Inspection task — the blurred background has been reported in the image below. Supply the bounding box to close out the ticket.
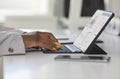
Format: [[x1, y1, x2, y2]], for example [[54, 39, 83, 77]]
[[0, 0, 120, 33]]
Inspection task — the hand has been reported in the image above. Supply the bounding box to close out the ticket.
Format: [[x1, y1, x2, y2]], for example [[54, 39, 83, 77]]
[[22, 32, 62, 51]]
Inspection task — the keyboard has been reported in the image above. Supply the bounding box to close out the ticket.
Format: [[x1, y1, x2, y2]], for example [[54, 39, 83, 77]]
[[43, 45, 82, 53]]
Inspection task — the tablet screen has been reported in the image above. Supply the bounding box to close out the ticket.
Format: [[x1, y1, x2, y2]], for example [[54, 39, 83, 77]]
[[74, 10, 114, 52]]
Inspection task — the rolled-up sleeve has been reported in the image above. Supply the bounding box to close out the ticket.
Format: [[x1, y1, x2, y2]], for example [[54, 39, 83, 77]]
[[0, 31, 25, 56]]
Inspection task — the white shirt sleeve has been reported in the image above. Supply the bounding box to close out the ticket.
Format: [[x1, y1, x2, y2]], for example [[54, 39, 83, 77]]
[[0, 31, 25, 56]]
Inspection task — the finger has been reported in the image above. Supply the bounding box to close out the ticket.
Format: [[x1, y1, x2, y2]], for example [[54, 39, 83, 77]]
[[44, 33, 61, 49], [55, 42, 62, 49], [46, 41, 62, 50], [39, 39, 58, 51], [47, 38, 58, 50], [44, 43, 57, 51], [37, 32, 60, 50]]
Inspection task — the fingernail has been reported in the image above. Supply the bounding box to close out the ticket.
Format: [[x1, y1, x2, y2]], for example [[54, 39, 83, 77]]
[[58, 42, 61, 46], [55, 42, 62, 49], [56, 45, 60, 49], [52, 48, 57, 51], [57, 43, 62, 48]]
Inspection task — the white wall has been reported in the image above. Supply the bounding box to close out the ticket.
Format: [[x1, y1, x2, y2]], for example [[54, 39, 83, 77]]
[[110, 0, 120, 17], [54, 0, 64, 17], [69, 0, 90, 29], [0, 0, 58, 30], [0, 0, 48, 14], [5, 16, 57, 30], [1, 0, 120, 31], [0, 0, 39, 9], [60, 0, 90, 32]]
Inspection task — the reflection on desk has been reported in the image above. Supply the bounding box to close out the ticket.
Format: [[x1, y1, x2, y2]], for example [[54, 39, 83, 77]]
[[2, 33, 120, 79]]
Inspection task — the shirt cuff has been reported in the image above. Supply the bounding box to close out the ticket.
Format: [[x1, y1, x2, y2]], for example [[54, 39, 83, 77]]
[[0, 32, 26, 55], [8, 33, 26, 55]]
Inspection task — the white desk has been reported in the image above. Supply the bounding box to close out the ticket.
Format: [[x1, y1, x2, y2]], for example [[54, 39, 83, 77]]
[[0, 57, 3, 79], [2, 33, 120, 79]]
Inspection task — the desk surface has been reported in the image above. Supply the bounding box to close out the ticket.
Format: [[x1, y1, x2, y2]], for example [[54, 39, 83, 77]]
[[0, 57, 3, 79], [3, 33, 120, 79]]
